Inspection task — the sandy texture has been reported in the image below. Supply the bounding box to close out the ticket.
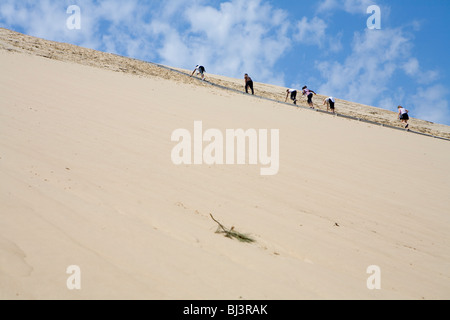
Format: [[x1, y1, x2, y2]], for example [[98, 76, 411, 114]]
[[1, 28, 450, 300]]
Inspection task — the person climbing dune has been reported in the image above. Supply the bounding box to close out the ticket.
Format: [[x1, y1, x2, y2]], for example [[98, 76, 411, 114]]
[[323, 97, 336, 114], [302, 86, 317, 109], [398, 106, 410, 129], [285, 89, 298, 105], [244, 74, 254, 95], [190, 65, 206, 81]]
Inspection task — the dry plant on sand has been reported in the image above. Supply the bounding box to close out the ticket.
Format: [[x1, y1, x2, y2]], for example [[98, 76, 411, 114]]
[[210, 214, 255, 244]]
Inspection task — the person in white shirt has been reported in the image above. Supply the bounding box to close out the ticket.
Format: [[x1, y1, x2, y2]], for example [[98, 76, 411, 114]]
[[323, 97, 336, 114], [398, 106, 410, 128], [190, 65, 206, 81], [285, 89, 298, 105]]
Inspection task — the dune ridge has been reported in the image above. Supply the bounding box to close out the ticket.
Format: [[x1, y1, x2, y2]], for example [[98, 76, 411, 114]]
[[1, 28, 449, 140]]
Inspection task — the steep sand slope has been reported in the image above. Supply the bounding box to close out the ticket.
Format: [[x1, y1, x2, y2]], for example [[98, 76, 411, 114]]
[[1, 28, 449, 140], [0, 33, 450, 300]]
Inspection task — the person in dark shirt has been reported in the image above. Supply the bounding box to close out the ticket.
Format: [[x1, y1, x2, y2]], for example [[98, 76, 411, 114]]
[[244, 74, 254, 95]]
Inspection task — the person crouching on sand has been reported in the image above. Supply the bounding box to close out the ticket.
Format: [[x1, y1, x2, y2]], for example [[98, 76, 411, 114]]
[[324, 97, 336, 114], [190, 65, 206, 81], [398, 106, 410, 129], [285, 89, 298, 105]]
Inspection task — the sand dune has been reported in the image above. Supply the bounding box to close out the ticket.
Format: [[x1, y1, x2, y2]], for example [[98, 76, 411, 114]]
[[1, 28, 450, 300], [1, 28, 449, 140]]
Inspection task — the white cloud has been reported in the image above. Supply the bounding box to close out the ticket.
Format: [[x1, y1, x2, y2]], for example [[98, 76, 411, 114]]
[[419, 70, 439, 84], [402, 58, 419, 76], [149, 0, 291, 85], [317, 0, 338, 13], [314, 24, 449, 124], [411, 85, 449, 125], [317, 0, 375, 14], [0, 0, 104, 49], [0, 0, 293, 85], [97, 1, 140, 25], [316, 28, 413, 103], [401, 58, 439, 84], [328, 31, 343, 53], [294, 17, 327, 47], [343, 0, 374, 14], [150, 23, 191, 67]]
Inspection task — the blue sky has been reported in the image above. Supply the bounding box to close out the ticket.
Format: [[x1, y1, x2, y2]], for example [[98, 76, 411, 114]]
[[1, 0, 449, 125]]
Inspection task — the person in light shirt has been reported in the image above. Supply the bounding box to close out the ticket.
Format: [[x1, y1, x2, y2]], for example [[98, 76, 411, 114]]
[[323, 97, 336, 114], [190, 65, 206, 81], [302, 86, 317, 109], [285, 89, 298, 105], [398, 106, 410, 129]]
